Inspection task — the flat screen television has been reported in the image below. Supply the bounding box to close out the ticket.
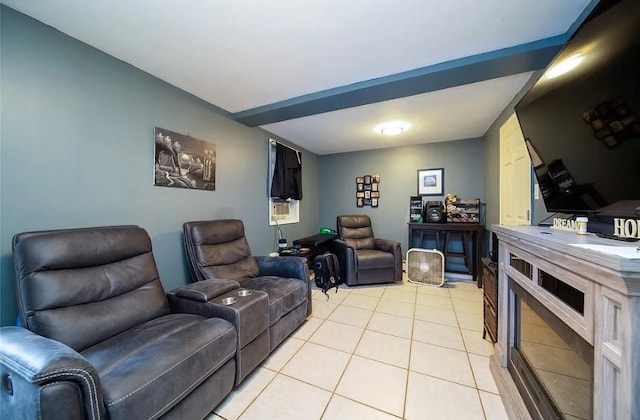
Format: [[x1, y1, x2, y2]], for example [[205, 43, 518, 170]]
[[515, 0, 640, 220]]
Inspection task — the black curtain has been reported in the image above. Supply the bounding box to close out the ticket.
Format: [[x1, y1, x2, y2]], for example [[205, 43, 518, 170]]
[[270, 143, 302, 200]]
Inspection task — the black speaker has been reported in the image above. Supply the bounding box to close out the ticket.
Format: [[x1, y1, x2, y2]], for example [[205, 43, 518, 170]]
[[424, 201, 444, 223]]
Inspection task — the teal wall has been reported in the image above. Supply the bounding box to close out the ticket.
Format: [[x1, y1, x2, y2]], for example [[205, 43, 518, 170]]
[[318, 138, 484, 253], [0, 7, 320, 326]]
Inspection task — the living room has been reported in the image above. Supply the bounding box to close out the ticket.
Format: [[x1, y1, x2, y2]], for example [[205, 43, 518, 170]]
[[0, 1, 568, 326], [4, 1, 639, 419]]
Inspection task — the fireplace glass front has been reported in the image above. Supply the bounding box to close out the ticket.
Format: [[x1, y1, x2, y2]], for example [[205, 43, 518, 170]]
[[509, 280, 593, 419]]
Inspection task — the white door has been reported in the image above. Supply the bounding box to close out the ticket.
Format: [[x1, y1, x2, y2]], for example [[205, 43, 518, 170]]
[[500, 114, 531, 225]]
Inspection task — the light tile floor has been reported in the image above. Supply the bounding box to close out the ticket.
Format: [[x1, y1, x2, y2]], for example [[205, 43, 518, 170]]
[[208, 277, 509, 420]]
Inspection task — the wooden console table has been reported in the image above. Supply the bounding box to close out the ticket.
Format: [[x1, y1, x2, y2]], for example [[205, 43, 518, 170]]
[[408, 223, 484, 287]]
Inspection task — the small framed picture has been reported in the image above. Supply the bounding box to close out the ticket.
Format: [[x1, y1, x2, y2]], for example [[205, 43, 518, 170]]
[[356, 177, 364, 184], [357, 183, 364, 191], [364, 175, 371, 184], [417, 168, 444, 196], [357, 198, 364, 207], [371, 191, 380, 198], [372, 174, 380, 183], [356, 191, 365, 198], [364, 184, 372, 191], [371, 182, 378, 192], [364, 198, 372, 206], [590, 119, 605, 130], [364, 190, 371, 199], [371, 198, 379, 207]]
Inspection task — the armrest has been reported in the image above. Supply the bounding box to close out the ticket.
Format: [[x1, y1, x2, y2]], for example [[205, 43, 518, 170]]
[[255, 256, 309, 281], [0, 327, 104, 420], [170, 278, 240, 303], [375, 238, 401, 255], [375, 238, 403, 281], [333, 239, 358, 284], [167, 278, 241, 317], [255, 256, 312, 316]]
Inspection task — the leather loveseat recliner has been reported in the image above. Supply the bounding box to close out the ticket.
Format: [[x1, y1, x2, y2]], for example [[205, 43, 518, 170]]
[[0, 226, 238, 420], [182, 219, 311, 352], [335, 215, 402, 286]]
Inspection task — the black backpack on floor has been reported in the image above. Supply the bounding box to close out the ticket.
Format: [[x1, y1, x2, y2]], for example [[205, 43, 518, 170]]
[[314, 252, 341, 297]]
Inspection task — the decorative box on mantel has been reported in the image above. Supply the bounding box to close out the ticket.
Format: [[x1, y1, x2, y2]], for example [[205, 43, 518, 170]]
[[490, 225, 640, 420], [446, 198, 480, 223]]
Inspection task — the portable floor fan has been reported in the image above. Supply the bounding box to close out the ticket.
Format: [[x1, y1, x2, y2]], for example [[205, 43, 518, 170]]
[[406, 248, 446, 287]]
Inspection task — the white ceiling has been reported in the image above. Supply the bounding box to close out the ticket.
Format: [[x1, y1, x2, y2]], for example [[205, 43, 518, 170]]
[[1, 0, 593, 155]]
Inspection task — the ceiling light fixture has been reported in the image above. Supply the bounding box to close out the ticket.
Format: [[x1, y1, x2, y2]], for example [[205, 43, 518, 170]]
[[545, 53, 584, 79], [374, 121, 410, 136]]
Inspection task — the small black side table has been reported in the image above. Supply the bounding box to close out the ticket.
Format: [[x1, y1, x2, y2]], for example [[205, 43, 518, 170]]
[[291, 233, 337, 267]]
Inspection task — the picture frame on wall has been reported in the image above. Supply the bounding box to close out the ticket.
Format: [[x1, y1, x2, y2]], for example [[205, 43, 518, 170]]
[[154, 127, 216, 191], [355, 173, 382, 208], [417, 168, 444, 196]]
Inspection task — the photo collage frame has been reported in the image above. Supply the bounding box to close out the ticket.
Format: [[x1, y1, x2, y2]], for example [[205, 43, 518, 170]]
[[356, 174, 380, 207]]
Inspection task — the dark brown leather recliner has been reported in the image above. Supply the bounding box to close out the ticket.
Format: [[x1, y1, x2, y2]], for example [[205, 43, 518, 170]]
[[183, 219, 311, 351], [335, 215, 402, 286], [0, 226, 238, 420]]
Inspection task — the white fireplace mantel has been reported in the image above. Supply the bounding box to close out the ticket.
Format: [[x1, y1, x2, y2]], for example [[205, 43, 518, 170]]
[[491, 225, 640, 419]]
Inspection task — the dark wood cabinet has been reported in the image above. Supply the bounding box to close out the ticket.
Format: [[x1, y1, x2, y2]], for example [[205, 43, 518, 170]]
[[482, 257, 498, 343]]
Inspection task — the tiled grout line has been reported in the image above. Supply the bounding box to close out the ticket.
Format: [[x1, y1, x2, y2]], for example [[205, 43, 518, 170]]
[[290, 285, 381, 419], [220, 279, 497, 419], [401, 278, 419, 419], [316, 284, 414, 416], [219, 302, 332, 419], [448, 280, 493, 420], [451, 285, 490, 420], [317, 296, 373, 419], [316, 282, 410, 418]]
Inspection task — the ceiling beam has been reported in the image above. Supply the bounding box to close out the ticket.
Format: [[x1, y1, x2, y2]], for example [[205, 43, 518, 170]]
[[232, 36, 566, 127]]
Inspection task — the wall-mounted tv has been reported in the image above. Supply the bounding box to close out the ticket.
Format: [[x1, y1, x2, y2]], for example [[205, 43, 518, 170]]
[[515, 0, 640, 218]]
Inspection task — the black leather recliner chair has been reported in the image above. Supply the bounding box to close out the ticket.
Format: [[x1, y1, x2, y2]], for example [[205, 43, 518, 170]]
[[0, 226, 238, 420], [183, 219, 311, 351], [335, 215, 402, 286]]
